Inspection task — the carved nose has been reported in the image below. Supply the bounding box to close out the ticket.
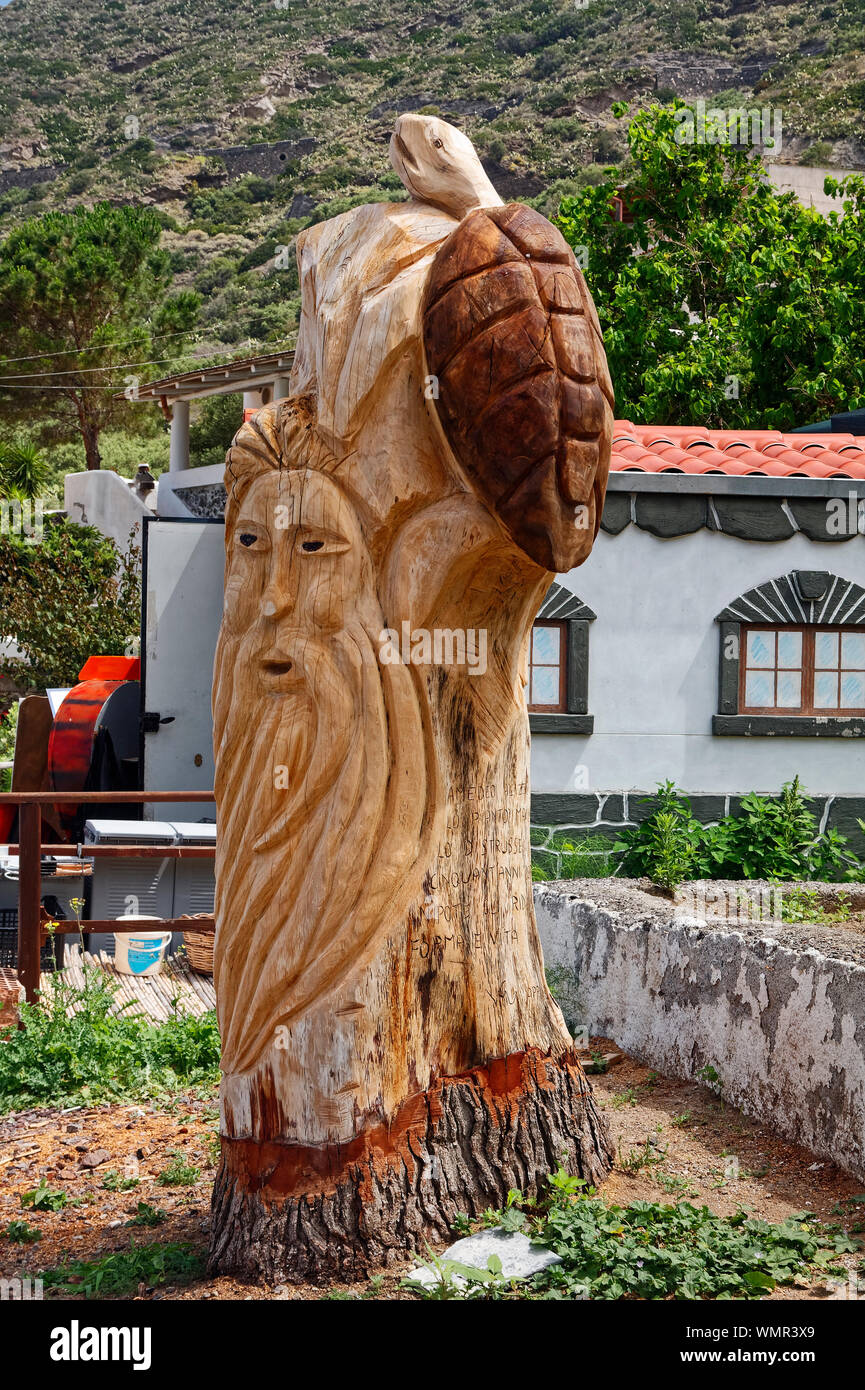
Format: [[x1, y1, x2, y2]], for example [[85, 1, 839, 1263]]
[[262, 581, 295, 619]]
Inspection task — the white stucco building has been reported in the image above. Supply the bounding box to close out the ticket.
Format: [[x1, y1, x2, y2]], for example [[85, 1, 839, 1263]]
[[529, 422, 865, 851]]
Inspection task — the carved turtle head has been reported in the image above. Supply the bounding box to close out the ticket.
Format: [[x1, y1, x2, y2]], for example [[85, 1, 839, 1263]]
[[389, 114, 503, 220]]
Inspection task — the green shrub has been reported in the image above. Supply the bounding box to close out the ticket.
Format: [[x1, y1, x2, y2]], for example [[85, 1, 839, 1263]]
[[702, 779, 848, 881], [801, 141, 833, 166], [616, 778, 855, 889], [0, 440, 54, 499], [531, 1189, 853, 1300], [42, 1239, 202, 1298], [614, 781, 702, 890], [0, 967, 220, 1113], [406, 1169, 855, 1300]]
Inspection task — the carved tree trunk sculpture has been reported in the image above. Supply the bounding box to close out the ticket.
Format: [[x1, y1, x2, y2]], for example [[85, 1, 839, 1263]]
[[209, 116, 615, 1283]]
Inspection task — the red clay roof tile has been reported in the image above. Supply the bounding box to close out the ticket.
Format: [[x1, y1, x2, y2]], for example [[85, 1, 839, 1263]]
[[611, 423, 865, 479]]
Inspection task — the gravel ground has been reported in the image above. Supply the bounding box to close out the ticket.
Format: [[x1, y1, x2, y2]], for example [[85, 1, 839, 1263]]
[[2, 1048, 862, 1302]]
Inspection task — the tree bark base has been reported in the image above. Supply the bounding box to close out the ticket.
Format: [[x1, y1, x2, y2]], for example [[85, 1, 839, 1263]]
[[209, 1048, 612, 1284]]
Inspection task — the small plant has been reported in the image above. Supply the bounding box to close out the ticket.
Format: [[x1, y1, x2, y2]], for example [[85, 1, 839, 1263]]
[[401, 1242, 506, 1300], [3, 1219, 41, 1243], [156, 1153, 200, 1187], [655, 1172, 696, 1197], [609, 1087, 639, 1110], [125, 1201, 167, 1228], [671, 1110, 693, 1128], [545, 1165, 593, 1205], [585, 1048, 609, 1074], [102, 1170, 140, 1192], [618, 1139, 667, 1174], [697, 1063, 723, 1098], [450, 1213, 473, 1237], [781, 886, 853, 926], [20, 1179, 66, 1212]]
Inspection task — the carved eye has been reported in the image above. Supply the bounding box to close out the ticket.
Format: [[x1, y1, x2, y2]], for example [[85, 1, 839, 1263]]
[[297, 532, 349, 555], [236, 527, 269, 553], [433, 138, 443, 149]]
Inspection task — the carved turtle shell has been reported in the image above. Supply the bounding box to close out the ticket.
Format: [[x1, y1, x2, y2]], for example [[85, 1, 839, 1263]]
[[422, 202, 614, 572]]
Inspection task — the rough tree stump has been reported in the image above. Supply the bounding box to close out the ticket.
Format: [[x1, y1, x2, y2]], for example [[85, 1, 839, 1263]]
[[209, 115, 615, 1283]]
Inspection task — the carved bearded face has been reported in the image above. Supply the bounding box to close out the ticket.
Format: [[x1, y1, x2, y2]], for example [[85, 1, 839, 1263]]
[[212, 467, 430, 1075], [222, 469, 366, 663]]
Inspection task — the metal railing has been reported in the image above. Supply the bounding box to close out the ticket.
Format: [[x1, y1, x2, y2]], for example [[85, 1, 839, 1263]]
[[0, 790, 215, 1004]]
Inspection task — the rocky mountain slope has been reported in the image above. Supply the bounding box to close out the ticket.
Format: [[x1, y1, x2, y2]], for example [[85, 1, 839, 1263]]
[[1, 0, 863, 357]]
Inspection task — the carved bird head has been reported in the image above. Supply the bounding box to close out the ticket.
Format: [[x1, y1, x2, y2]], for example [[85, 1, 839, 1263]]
[[389, 114, 503, 220]]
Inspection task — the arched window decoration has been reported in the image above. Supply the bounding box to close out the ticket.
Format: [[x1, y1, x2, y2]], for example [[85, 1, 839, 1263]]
[[714, 571, 865, 737], [529, 583, 595, 734]]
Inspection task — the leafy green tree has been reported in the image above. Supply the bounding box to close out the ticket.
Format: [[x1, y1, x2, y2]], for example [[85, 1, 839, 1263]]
[[0, 204, 199, 469], [188, 392, 244, 468], [0, 519, 140, 689], [557, 103, 865, 428]]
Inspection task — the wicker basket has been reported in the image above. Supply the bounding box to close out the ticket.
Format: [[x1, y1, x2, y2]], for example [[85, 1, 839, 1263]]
[[181, 915, 214, 975]]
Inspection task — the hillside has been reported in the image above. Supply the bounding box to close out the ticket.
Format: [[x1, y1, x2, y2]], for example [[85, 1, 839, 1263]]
[[1, 0, 864, 360]]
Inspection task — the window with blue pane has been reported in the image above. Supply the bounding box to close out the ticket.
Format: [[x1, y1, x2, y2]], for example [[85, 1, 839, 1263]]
[[528, 621, 566, 712], [741, 625, 865, 716]]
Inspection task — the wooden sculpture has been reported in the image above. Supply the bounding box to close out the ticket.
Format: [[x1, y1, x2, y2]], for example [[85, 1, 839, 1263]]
[[209, 114, 615, 1283]]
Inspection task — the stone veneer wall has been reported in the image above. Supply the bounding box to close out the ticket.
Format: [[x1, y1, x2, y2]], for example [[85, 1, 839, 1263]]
[[530, 791, 865, 876]]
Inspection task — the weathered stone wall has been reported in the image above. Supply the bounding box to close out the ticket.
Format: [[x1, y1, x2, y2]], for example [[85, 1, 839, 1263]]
[[535, 879, 865, 1179]]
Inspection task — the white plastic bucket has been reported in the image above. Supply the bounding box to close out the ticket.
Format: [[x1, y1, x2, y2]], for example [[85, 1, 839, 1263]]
[[113, 916, 171, 976]]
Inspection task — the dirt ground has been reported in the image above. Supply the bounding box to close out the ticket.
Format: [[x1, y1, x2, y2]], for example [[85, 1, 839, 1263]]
[[1, 1044, 863, 1301]]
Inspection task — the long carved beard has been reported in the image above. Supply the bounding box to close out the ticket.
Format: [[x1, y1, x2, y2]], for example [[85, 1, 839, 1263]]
[[212, 619, 433, 1075]]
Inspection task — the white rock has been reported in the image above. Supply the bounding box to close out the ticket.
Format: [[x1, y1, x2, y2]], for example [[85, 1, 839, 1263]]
[[408, 1227, 562, 1287]]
